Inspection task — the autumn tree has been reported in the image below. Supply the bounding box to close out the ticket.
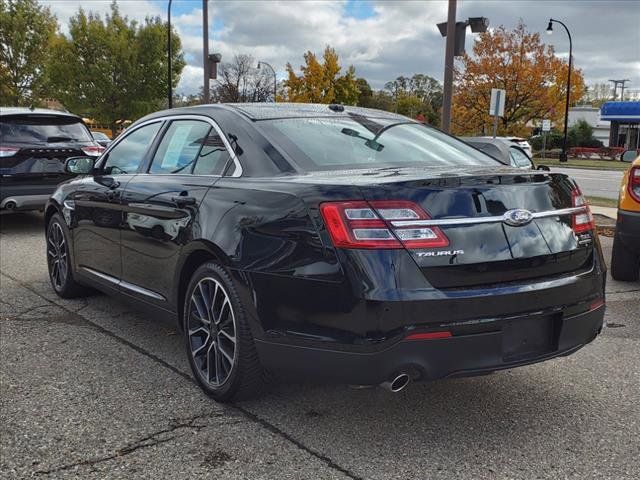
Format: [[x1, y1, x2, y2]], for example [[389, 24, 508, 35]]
[[47, 3, 184, 134], [284, 46, 359, 105], [452, 21, 585, 136], [384, 74, 442, 124], [0, 0, 58, 105]]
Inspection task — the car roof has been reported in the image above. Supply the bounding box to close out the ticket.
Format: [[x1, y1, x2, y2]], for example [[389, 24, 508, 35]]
[[0, 106, 80, 119], [146, 103, 410, 123], [462, 137, 513, 163]]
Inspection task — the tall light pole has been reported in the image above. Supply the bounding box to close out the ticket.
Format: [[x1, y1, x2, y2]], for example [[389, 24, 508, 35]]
[[167, 0, 173, 108], [440, 0, 457, 133], [257, 61, 277, 102], [547, 18, 572, 163], [202, 0, 210, 103]]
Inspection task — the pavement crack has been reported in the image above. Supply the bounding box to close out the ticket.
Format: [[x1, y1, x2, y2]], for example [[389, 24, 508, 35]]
[[3, 271, 365, 480]]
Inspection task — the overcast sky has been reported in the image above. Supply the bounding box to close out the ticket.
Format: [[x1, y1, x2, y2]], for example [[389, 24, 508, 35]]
[[41, 0, 640, 96]]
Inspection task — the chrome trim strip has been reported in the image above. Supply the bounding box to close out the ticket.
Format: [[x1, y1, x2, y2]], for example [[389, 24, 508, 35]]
[[81, 267, 119, 285], [97, 114, 243, 178], [390, 206, 587, 227], [120, 280, 166, 301], [80, 267, 166, 301]]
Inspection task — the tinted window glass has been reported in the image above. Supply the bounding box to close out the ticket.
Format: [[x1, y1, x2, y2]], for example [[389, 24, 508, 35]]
[[192, 131, 232, 175], [509, 147, 532, 168], [103, 122, 162, 175], [1, 115, 93, 144], [262, 117, 500, 172], [150, 120, 212, 174]]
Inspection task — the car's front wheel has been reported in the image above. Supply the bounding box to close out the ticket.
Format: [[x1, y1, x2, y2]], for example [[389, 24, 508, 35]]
[[611, 233, 640, 281], [46, 213, 90, 298], [183, 262, 265, 401]]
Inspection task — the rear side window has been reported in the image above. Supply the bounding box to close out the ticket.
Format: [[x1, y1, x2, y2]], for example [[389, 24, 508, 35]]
[[509, 148, 533, 168], [149, 120, 212, 174], [261, 117, 500, 172], [192, 131, 232, 176], [0, 115, 93, 144]]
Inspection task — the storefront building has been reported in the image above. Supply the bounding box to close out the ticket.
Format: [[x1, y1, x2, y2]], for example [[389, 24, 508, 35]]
[[601, 101, 640, 150]]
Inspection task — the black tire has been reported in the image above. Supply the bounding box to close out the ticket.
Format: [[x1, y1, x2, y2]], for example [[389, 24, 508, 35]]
[[611, 233, 640, 281], [183, 262, 266, 402], [46, 213, 91, 298]]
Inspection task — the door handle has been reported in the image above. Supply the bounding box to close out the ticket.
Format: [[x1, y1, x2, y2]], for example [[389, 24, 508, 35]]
[[171, 196, 197, 208]]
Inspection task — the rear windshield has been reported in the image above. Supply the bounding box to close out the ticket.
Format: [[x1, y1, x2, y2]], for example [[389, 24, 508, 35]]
[[0, 115, 93, 144], [260, 116, 500, 172]]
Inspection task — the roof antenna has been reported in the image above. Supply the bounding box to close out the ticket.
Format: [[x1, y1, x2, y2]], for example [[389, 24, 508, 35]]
[[328, 104, 344, 112]]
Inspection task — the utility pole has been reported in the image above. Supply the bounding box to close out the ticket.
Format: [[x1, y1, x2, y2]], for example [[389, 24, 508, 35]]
[[441, 0, 456, 133], [609, 79, 630, 101], [167, 0, 173, 108], [202, 0, 210, 104]]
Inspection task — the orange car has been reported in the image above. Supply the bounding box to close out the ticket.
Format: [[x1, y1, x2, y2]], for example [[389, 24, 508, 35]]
[[611, 150, 640, 281]]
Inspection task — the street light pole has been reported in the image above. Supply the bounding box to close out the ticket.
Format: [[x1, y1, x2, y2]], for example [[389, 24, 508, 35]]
[[547, 18, 572, 163], [202, 0, 210, 104], [257, 61, 277, 102], [440, 0, 457, 133], [167, 0, 173, 108]]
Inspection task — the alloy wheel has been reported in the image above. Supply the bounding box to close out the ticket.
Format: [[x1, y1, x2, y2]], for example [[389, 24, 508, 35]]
[[47, 222, 68, 290], [187, 277, 238, 387]]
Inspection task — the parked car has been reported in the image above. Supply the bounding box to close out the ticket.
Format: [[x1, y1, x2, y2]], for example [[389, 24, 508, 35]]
[[1, 107, 104, 211], [44, 104, 606, 401], [91, 131, 112, 148], [611, 149, 640, 281], [463, 136, 549, 171]]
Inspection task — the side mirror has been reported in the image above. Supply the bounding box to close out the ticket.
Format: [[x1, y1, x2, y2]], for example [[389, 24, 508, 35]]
[[65, 156, 96, 174], [621, 150, 638, 163], [536, 165, 551, 171]]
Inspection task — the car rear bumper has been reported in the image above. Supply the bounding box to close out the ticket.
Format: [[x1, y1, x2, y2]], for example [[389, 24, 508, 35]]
[[616, 209, 640, 254], [254, 305, 605, 385]]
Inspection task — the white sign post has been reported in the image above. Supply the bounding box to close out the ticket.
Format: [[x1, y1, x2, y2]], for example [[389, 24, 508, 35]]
[[489, 88, 506, 138], [541, 119, 551, 160]]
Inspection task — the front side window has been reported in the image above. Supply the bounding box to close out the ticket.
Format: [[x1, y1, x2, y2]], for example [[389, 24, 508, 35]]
[[261, 117, 500, 172], [103, 122, 162, 175], [149, 120, 212, 174]]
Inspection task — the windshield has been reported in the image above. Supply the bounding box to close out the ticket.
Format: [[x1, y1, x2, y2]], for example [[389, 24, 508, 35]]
[[0, 115, 93, 144], [261, 116, 500, 172]]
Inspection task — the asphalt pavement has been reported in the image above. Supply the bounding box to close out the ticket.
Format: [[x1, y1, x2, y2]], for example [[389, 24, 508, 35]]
[[1, 212, 639, 480], [550, 167, 624, 200]]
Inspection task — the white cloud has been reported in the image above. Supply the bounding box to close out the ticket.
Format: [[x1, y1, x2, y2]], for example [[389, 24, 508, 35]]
[[40, 0, 640, 95]]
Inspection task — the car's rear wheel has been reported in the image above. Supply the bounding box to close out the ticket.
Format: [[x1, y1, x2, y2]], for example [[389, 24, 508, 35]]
[[184, 262, 265, 401], [611, 233, 640, 281], [46, 213, 90, 298]]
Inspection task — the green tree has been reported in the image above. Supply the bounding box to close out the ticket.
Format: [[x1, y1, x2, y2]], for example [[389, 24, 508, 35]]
[[47, 3, 184, 134], [568, 119, 602, 148], [0, 0, 58, 105], [284, 46, 359, 104]]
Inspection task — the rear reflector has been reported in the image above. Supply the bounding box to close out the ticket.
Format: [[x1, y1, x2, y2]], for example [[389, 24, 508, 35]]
[[81, 145, 105, 157], [0, 146, 19, 158], [404, 331, 452, 341], [320, 200, 449, 249], [571, 188, 595, 234], [589, 298, 605, 311], [628, 167, 640, 203]]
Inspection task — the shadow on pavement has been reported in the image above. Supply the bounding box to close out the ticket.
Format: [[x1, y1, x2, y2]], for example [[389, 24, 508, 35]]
[[0, 211, 45, 236]]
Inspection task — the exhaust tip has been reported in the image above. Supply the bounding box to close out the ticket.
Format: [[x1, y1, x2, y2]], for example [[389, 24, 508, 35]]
[[381, 373, 411, 393]]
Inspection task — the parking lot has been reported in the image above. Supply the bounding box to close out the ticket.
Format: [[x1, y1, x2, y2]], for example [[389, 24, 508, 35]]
[[1, 212, 638, 480]]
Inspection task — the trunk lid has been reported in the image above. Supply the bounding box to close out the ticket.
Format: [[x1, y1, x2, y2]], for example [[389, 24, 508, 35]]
[[310, 166, 594, 289]]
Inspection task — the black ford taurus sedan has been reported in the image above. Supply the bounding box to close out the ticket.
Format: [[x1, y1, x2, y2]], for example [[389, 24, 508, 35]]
[[44, 103, 606, 401]]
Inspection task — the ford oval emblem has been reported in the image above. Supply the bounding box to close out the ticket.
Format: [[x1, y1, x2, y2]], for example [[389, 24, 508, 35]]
[[503, 208, 533, 227]]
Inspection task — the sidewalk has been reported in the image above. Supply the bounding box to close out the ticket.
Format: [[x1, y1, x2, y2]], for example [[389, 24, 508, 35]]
[[590, 205, 617, 220]]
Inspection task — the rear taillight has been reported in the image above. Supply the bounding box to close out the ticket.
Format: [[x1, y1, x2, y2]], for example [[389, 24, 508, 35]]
[[571, 188, 595, 234], [628, 167, 640, 203], [319, 200, 449, 249], [81, 145, 105, 157], [0, 146, 19, 158]]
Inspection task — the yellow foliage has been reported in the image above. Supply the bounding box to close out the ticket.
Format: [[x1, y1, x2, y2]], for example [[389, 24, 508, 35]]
[[452, 22, 585, 137]]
